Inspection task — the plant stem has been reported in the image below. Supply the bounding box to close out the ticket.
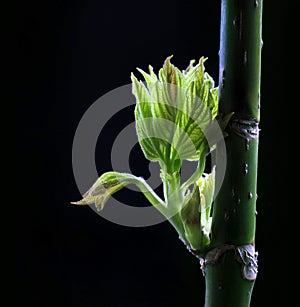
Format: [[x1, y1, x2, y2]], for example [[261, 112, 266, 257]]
[[181, 149, 207, 192], [204, 1, 263, 306]]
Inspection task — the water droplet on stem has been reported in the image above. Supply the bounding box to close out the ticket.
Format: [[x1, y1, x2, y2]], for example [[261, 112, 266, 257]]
[[243, 50, 248, 65], [233, 17, 238, 27], [244, 163, 249, 174], [245, 139, 250, 150]]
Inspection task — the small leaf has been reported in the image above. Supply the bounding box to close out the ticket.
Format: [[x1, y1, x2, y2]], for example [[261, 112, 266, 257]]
[[72, 172, 131, 210], [197, 167, 215, 237], [181, 186, 202, 250], [72, 172, 166, 212]]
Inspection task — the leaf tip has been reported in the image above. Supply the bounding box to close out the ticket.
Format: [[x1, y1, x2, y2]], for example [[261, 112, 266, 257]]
[[163, 55, 174, 67], [131, 72, 137, 81], [71, 199, 87, 206]]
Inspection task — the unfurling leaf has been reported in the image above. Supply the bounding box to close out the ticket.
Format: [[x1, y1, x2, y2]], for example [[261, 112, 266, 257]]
[[197, 167, 215, 239], [131, 56, 219, 174], [72, 172, 166, 213], [181, 186, 202, 250], [72, 172, 133, 210], [179, 168, 215, 253]]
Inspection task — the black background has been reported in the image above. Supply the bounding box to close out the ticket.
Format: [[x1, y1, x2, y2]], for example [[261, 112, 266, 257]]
[[17, 0, 293, 306]]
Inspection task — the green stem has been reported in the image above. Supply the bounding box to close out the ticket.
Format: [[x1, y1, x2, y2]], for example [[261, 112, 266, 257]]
[[169, 211, 187, 242], [134, 177, 167, 213], [205, 1, 263, 306], [181, 149, 207, 192], [205, 249, 254, 306]]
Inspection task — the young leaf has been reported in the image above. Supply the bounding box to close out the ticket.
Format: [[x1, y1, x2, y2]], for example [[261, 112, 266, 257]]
[[180, 186, 202, 251], [72, 172, 166, 213], [131, 56, 219, 175], [197, 167, 215, 239]]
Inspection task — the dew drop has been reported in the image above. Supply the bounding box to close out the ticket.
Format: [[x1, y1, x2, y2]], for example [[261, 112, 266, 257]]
[[256, 193, 258, 200], [233, 17, 238, 27], [254, 0, 259, 8], [244, 163, 249, 174], [248, 192, 253, 199], [245, 139, 250, 151], [231, 186, 235, 197], [237, 198, 241, 205], [255, 210, 258, 216], [224, 211, 230, 221], [243, 50, 248, 65], [261, 39, 264, 48]]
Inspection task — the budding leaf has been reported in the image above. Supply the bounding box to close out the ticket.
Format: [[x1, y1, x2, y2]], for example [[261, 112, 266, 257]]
[[197, 167, 215, 240], [131, 56, 219, 173], [72, 172, 132, 210], [72, 172, 166, 212], [179, 167, 215, 254], [181, 187, 202, 251], [73, 56, 222, 258]]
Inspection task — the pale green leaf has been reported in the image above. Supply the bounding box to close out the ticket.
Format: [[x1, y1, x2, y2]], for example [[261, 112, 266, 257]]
[[131, 56, 219, 173], [197, 167, 215, 236], [180, 186, 202, 251], [72, 172, 166, 213]]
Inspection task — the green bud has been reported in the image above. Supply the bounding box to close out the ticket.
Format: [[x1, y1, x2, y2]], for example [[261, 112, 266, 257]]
[[181, 186, 202, 251], [71, 172, 166, 213], [71, 172, 133, 211], [131, 56, 219, 174], [179, 167, 215, 255], [197, 167, 216, 244]]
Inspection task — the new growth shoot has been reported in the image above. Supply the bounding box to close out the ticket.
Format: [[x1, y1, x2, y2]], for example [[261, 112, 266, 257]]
[[72, 56, 231, 257]]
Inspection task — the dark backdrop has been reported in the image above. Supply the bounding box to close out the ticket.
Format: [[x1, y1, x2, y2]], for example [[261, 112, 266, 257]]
[[17, 1, 293, 306]]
